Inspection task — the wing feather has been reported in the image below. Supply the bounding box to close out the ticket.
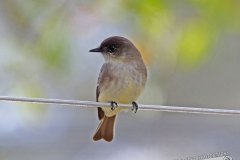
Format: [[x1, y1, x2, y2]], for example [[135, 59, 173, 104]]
[[96, 63, 110, 120]]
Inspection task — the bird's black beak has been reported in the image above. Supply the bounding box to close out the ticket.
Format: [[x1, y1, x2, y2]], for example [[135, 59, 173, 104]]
[[89, 47, 102, 52]]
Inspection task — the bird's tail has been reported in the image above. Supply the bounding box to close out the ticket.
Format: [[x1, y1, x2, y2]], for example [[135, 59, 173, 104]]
[[93, 115, 116, 142]]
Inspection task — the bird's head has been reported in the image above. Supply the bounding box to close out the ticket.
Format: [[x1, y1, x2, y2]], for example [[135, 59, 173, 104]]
[[89, 36, 141, 62]]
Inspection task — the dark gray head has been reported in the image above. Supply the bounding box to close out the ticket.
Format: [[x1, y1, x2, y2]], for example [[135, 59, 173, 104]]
[[89, 36, 141, 62]]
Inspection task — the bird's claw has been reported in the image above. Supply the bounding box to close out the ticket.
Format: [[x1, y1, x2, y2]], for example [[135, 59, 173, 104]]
[[110, 101, 118, 110], [132, 101, 138, 113]]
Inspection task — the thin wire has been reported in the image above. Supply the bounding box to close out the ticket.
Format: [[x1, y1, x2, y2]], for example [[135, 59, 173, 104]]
[[0, 96, 240, 116]]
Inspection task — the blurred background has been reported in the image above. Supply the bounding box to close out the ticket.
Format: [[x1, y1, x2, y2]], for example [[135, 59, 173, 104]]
[[0, 0, 240, 159]]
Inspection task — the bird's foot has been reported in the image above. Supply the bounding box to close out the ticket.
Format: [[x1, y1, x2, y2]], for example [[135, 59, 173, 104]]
[[132, 101, 138, 113], [109, 101, 118, 111]]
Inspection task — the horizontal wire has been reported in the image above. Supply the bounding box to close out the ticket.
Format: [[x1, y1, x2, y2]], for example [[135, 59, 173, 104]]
[[0, 96, 240, 116]]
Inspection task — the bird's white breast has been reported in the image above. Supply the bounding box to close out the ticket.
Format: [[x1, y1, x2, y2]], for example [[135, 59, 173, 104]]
[[98, 62, 146, 117]]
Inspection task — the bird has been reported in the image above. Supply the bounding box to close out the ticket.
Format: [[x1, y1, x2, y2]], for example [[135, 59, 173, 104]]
[[89, 36, 147, 142]]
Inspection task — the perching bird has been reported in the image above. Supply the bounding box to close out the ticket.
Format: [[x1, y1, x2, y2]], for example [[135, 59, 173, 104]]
[[89, 36, 147, 142]]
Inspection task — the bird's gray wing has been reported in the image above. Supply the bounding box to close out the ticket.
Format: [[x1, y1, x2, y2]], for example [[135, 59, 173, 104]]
[[96, 63, 110, 120], [96, 85, 104, 120]]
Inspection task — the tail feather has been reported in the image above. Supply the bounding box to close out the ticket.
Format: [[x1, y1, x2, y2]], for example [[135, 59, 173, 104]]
[[93, 115, 116, 142]]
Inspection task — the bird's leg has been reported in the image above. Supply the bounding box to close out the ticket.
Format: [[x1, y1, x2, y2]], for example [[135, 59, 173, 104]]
[[109, 101, 118, 111], [132, 101, 138, 113]]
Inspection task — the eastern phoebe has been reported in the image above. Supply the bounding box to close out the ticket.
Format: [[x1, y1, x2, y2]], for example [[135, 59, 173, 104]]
[[89, 36, 147, 142]]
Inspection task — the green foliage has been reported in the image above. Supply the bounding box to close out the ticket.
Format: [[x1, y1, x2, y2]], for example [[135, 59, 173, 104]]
[[31, 12, 70, 70], [2, 0, 70, 70], [122, 0, 240, 69], [177, 22, 216, 68]]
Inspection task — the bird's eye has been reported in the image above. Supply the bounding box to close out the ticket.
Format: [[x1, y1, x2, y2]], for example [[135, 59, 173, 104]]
[[108, 45, 116, 53]]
